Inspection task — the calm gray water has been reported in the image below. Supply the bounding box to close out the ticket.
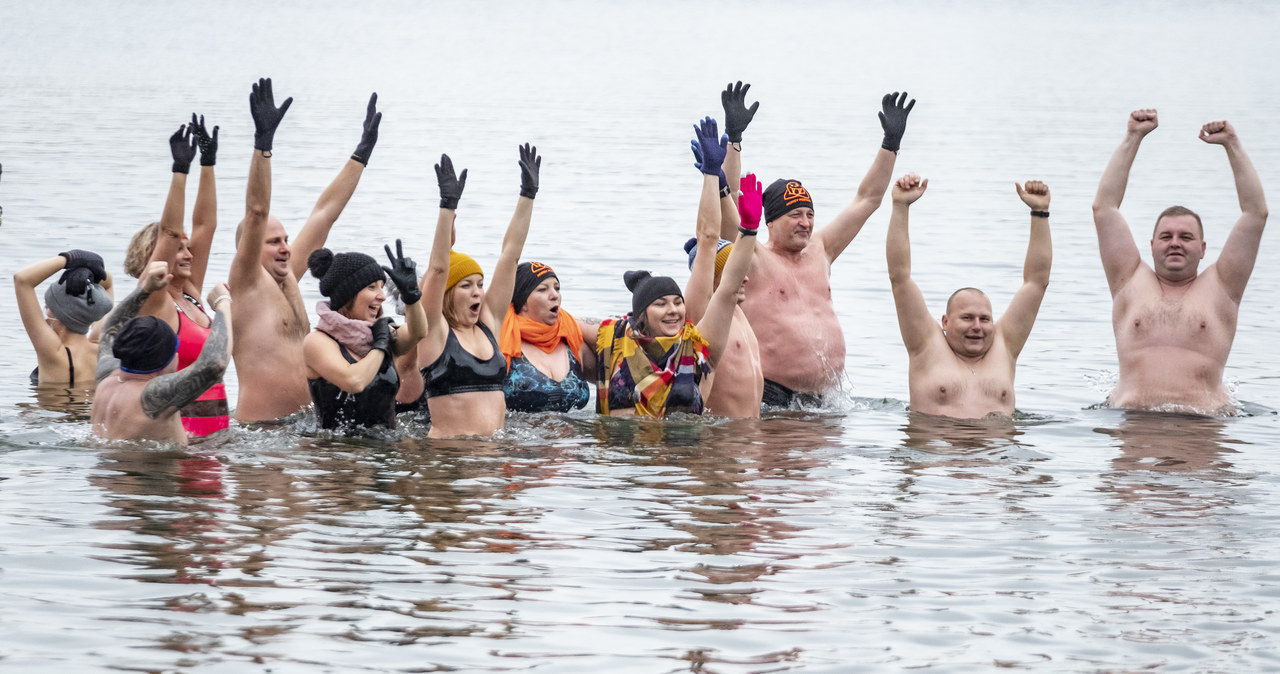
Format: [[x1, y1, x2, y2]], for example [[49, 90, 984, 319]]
[[2, 1, 1280, 671]]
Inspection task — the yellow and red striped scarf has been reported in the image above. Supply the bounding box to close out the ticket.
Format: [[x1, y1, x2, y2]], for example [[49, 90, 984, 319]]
[[596, 317, 709, 417]]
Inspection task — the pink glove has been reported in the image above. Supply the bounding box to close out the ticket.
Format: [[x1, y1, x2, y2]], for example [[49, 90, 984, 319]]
[[738, 174, 763, 233]]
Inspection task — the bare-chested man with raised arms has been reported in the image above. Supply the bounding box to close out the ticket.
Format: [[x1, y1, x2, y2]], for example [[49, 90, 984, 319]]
[[728, 88, 915, 408], [887, 174, 1052, 418], [229, 78, 382, 422], [1092, 109, 1267, 414]]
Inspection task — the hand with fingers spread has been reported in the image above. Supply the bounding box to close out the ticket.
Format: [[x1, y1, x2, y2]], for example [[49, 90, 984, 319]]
[[191, 113, 219, 167], [435, 154, 468, 210], [169, 124, 198, 174], [878, 91, 916, 153], [351, 93, 381, 165], [1015, 180, 1050, 212], [721, 81, 760, 144], [691, 116, 728, 178], [249, 77, 293, 152], [382, 239, 421, 305], [518, 143, 540, 199], [738, 173, 763, 234]]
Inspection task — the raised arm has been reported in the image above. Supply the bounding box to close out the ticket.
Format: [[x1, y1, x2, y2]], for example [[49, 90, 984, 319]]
[[816, 92, 914, 262], [230, 78, 292, 290], [289, 93, 380, 280], [1201, 120, 1268, 302], [685, 117, 727, 323], [144, 124, 197, 314], [188, 114, 219, 292], [1000, 181, 1053, 358], [719, 81, 758, 236], [418, 154, 468, 359], [382, 239, 426, 357], [15, 256, 72, 357], [97, 261, 172, 383], [885, 174, 935, 357], [1091, 109, 1155, 295], [140, 284, 232, 419], [484, 144, 540, 333], [697, 174, 760, 365]]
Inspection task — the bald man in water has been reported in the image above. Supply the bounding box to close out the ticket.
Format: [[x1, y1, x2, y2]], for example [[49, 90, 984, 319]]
[[229, 78, 381, 422], [1092, 109, 1267, 414], [887, 174, 1052, 418]]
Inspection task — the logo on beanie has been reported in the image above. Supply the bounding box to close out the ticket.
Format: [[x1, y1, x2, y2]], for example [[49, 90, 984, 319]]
[[529, 261, 554, 278], [783, 181, 811, 206]]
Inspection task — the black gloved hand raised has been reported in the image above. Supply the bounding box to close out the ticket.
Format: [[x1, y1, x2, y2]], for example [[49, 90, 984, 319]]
[[518, 143, 540, 199], [170, 124, 198, 174], [435, 154, 467, 210], [878, 91, 916, 153], [381, 238, 422, 305], [249, 77, 293, 153], [191, 113, 219, 167], [721, 81, 759, 144], [351, 93, 381, 166]]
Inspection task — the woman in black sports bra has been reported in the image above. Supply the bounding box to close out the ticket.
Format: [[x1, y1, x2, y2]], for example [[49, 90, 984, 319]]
[[303, 241, 425, 431], [16, 251, 114, 388], [415, 145, 540, 438]]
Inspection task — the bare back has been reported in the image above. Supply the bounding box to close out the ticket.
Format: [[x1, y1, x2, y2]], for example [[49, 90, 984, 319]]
[[1110, 264, 1236, 413], [231, 266, 312, 422], [739, 244, 844, 393], [91, 375, 188, 443]]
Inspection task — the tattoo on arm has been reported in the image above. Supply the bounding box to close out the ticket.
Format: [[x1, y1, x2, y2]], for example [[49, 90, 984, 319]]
[[95, 285, 153, 383], [140, 311, 230, 418]]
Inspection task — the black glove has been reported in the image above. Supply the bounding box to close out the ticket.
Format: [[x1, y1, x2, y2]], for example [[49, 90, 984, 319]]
[[369, 315, 395, 369], [351, 93, 381, 166], [721, 81, 759, 144], [381, 238, 421, 305], [518, 143, 540, 199], [169, 124, 198, 174], [249, 77, 293, 153], [435, 153, 467, 210], [191, 113, 219, 167], [878, 91, 916, 153], [59, 249, 107, 284]]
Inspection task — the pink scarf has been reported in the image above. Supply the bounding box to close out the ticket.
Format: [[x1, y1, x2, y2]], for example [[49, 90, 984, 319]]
[[316, 301, 374, 357]]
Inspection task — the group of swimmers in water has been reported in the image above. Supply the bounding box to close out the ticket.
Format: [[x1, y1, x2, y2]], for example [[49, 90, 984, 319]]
[[13, 78, 1268, 444]]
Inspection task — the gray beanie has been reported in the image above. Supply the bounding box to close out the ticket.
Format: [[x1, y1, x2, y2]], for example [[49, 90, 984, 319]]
[[45, 272, 112, 334]]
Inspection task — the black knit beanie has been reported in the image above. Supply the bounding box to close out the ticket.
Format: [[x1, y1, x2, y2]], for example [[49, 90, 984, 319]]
[[763, 178, 814, 224], [623, 270, 682, 323], [308, 248, 386, 311], [512, 261, 558, 313]]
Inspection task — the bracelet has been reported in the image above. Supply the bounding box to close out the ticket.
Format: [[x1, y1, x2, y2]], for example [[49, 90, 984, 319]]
[[731, 142, 742, 152], [1030, 210, 1050, 218], [738, 225, 758, 236], [350, 152, 368, 166], [719, 184, 732, 198], [260, 150, 272, 158], [213, 296, 232, 309]]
